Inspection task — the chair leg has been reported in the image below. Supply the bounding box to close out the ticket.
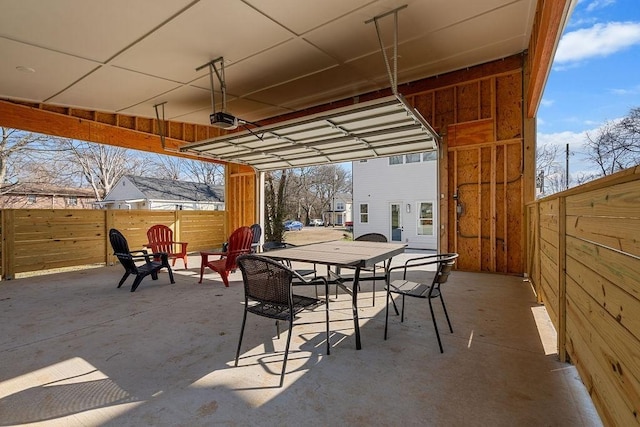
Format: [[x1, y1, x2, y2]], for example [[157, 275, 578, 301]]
[[117, 272, 130, 288], [440, 293, 453, 333], [372, 279, 376, 307], [199, 263, 206, 284], [279, 319, 294, 388], [429, 298, 444, 353], [400, 295, 406, 322], [235, 309, 248, 366], [324, 280, 331, 355], [166, 266, 175, 284], [220, 271, 230, 287], [131, 275, 145, 292], [384, 289, 391, 340]]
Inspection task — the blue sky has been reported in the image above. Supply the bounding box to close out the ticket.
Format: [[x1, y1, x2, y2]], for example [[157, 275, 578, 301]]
[[538, 0, 640, 176]]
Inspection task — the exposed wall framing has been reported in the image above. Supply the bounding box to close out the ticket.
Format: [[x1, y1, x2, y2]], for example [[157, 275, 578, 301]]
[[404, 60, 526, 274], [225, 163, 257, 233]]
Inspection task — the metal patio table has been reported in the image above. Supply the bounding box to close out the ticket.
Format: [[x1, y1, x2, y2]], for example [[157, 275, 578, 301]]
[[263, 239, 406, 350]]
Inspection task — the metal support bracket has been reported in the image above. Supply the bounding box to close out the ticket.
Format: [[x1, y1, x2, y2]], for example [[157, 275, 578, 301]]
[[153, 101, 167, 149], [366, 4, 408, 96], [196, 57, 227, 114]]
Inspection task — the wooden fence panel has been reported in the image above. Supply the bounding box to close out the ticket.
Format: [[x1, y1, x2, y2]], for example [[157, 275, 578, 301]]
[[8, 209, 106, 276], [1, 209, 228, 278], [527, 167, 640, 426], [179, 210, 226, 251]]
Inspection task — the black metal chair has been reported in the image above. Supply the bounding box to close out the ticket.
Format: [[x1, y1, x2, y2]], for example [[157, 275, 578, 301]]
[[109, 228, 175, 292], [249, 223, 262, 253], [384, 253, 459, 353], [336, 232, 389, 305], [235, 254, 330, 387]]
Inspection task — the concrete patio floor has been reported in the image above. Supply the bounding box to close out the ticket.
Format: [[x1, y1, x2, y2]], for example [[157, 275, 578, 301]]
[[0, 252, 602, 426]]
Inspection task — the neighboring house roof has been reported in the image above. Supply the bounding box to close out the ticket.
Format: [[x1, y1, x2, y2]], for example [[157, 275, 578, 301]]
[[334, 192, 352, 202], [0, 182, 96, 197], [108, 175, 224, 203]]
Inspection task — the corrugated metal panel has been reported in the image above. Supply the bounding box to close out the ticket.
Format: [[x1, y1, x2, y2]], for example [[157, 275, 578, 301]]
[[179, 95, 440, 171]]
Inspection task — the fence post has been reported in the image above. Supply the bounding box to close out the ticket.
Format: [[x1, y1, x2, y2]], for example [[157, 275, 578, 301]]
[[0, 210, 4, 279], [557, 195, 567, 363], [3, 210, 15, 279], [175, 210, 181, 242], [105, 209, 114, 266]]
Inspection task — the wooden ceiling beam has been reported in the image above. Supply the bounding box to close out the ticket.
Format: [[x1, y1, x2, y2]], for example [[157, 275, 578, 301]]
[[526, 0, 573, 118], [0, 99, 227, 164]]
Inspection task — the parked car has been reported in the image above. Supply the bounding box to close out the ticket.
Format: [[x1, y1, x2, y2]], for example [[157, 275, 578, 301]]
[[310, 218, 324, 226], [283, 220, 303, 231]]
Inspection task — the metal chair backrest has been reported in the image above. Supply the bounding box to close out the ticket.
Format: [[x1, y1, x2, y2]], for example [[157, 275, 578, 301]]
[[434, 254, 457, 285], [428, 253, 458, 298], [250, 223, 262, 245], [237, 254, 294, 312], [355, 232, 388, 242]]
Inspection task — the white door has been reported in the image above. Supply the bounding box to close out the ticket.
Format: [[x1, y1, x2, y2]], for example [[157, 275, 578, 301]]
[[390, 203, 402, 242]]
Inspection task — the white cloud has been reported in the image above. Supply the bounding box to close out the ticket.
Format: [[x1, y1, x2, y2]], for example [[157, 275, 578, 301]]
[[540, 99, 555, 107], [609, 85, 640, 95], [537, 130, 589, 150], [585, 0, 616, 12], [555, 22, 640, 64]]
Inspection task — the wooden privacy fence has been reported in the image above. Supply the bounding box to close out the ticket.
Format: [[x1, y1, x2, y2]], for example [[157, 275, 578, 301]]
[[0, 209, 227, 279], [526, 166, 640, 427]]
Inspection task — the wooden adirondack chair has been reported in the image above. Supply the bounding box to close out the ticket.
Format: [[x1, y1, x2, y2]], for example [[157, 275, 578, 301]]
[[199, 226, 253, 286], [146, 224, 189, 269], [109, 228, 175, 292]]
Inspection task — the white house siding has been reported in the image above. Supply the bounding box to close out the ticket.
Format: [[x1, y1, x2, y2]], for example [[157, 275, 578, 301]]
[[101, 176, 224, 210], [104, 176, 147, 202], [352, 156, 438, 250]]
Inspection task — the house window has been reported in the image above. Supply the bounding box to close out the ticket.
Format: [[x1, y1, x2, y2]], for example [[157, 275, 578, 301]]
[[336, 201, 345, 211], [67, 196, 78, 206], [389, 155, 403, 165], [417, 202, 434, 235], [359, 203, 369, 223], [423, 151, 438, 161], [406, 153, 421, 163], [27, 194, 37, 204]]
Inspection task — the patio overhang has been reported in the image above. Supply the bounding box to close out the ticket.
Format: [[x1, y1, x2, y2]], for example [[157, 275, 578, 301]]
[[178, 94, 439, 172]]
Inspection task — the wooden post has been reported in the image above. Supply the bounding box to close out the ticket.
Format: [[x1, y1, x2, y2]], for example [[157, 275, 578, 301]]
[[557, 195, 567, 362], [105, 209, 114, 266], [3, 210, 15, 279], [174, 210, 182, 243]]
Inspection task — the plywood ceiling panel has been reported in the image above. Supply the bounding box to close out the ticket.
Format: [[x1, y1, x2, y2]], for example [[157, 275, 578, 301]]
[[0, 0, 194, 62], [0, 0, 542, 126]]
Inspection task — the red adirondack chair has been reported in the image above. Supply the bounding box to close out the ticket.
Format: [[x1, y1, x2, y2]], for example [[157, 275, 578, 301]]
[[199, 226, 253, 286], [146, 224, 189, 269]]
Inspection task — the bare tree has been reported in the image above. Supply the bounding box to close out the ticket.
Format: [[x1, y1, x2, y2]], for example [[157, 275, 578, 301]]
[[264, 169, 288, 242], [57, 139, 147, 199], [0, 127, 50, 191], [535, 143, 566, 196], [150, 155, 186, 180], [584, 107, 640, 177], [183, 160, 224, 185]]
